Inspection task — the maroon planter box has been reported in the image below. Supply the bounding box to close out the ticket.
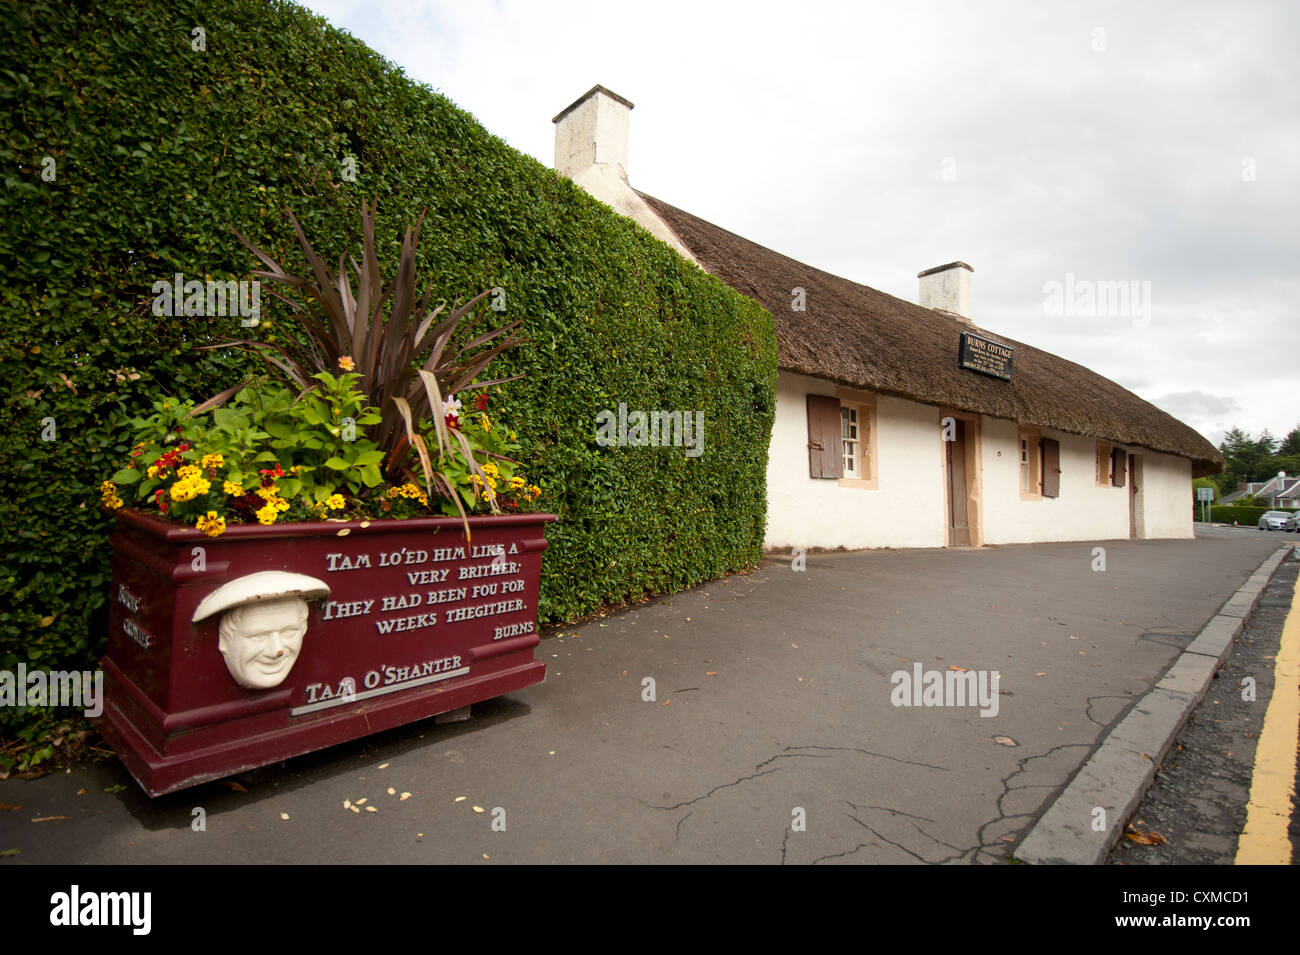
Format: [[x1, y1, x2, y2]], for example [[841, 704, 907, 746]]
[[98, 509, 555, 796]]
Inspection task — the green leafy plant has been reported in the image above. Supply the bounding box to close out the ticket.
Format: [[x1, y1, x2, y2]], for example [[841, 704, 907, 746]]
[[212, 198, 527, 528], [104, 369, 542, 534]]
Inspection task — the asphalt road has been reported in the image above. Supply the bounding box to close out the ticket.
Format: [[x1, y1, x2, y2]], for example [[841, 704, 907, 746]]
[[0, 525, 1289, 864]]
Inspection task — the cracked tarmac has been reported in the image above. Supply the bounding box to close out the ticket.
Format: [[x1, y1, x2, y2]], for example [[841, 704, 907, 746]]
[[0, 527, 1285, 864]]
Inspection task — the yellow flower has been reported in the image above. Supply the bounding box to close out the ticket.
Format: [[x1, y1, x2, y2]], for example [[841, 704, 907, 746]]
[[386, 486, 401, 499], [101, 484, 124, 509], [191, 476, 211, 496], [482, 462, 499, 477], [255, 486, 278, 500], [256, 504, 278, 525], [223, 480, 243, 496], [146, 464, 161, 478], [326, 494, 345, 510], [509, 476, 526, 490], [196, 511, 226, 537], [275, 497, 290, 511], [337, 356, 355, 371], [201, 453, 224, 470], [170, 479, 197, 503], [177, 465, 201, 480], [528, 484, 541, 500], [481, 414, 492, 432]]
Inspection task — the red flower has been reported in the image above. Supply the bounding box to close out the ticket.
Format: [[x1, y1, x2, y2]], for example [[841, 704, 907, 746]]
[[474, 393, 489, 412], [445, 411, 460, 431], [154, 489, 168, 514]]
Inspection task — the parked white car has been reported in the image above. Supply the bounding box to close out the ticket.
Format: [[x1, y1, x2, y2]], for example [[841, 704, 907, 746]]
[[1285, 512, 1300, 532], [1258, 511, 1290, 531]]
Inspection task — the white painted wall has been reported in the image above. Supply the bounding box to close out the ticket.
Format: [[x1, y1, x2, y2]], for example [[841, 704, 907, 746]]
[[1138, 452, 1194, 539], [766, 372, 947, 550], [979, 418, 1131, 544], [765, 373, 1196, 550]]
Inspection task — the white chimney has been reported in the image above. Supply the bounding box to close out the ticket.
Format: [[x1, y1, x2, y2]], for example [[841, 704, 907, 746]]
[[550, 85, 699, 265], [918, 261, 974, 323], [553, 85, 635, 181]]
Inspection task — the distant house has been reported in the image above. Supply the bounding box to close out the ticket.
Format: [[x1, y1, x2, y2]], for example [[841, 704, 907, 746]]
[[551, 85, 1223, 549], [1223, 477, 1300, 506]]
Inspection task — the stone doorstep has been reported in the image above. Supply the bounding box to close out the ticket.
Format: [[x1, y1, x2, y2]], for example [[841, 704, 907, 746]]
[[1014, 545, 1291, 865]]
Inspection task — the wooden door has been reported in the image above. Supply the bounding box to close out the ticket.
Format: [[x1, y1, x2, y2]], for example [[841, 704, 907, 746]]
[[1128, 453, 1139, 538], [946, 419, 970, 546]]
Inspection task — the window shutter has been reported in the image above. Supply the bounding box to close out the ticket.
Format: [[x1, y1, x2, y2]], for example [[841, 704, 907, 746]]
[[806, 395, 843, 479], [1041, 438, 1061, 498], [1111, 447, 1126, 488]]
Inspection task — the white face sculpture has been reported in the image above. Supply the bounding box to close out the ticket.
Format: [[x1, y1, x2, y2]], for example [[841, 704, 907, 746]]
[[218, 598, 308, 690]]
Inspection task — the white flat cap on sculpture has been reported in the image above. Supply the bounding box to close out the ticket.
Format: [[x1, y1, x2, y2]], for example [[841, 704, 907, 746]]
[[193, 571, 331, 691]]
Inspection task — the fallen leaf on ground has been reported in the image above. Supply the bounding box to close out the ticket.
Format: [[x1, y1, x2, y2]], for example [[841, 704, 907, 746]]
[[279, 813, 290, 820], [220, 780, 248, 793], [706, 672, 717, 677], [0, 848, 18, 857], [948, 666, 968, 672], [472, 806, 484, 813], [31, 816, 70, 823], [991, 736, 1017, 747], [400, 793, 412, 801], [348, 805, 360, 813], [378, 763, 389, 769], [454, 796, 467, 803], [1125, 830, 1166, 846], [355, 798, 367, 805], [0, 804, 21, 811], [387, 787, 396, 795], [365, 806, 378, 813], [661, 699, 670, 706], [482, 854, 490, 860]]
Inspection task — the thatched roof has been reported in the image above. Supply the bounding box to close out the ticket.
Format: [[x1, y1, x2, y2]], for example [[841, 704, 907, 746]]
[[638, 191, 1223, 476]]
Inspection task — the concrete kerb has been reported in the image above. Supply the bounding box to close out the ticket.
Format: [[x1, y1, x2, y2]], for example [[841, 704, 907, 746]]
[[1013, 544, 1295, 865]]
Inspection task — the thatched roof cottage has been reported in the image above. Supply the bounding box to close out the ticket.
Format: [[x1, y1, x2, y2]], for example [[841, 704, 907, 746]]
[[552, 85, 1223, 549]]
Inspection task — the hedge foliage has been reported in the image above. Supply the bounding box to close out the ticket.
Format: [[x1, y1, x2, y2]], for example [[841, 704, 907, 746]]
[[1202, 505, 1296, 526], [0, 0, 778, 734]]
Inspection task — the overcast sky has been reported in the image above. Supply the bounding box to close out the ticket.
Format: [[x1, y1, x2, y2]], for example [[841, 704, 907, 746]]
[[301, 0, 1298, 450]]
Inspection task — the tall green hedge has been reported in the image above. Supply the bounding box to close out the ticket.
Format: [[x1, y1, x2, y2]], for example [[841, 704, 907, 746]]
[[0, 0, 777, 733]]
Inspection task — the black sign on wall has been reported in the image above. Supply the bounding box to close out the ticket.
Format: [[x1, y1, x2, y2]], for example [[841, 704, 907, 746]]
[[959, 332, 1013, 381]]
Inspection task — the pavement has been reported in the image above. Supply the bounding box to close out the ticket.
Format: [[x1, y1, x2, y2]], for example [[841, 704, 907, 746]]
[[0, 524, 1293, 864]]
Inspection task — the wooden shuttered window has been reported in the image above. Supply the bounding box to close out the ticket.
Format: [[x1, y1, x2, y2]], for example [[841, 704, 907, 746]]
[[1111, 447, 1126, 487], [806, 395, 843, 479], [1041, 437, 1061, 498]]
